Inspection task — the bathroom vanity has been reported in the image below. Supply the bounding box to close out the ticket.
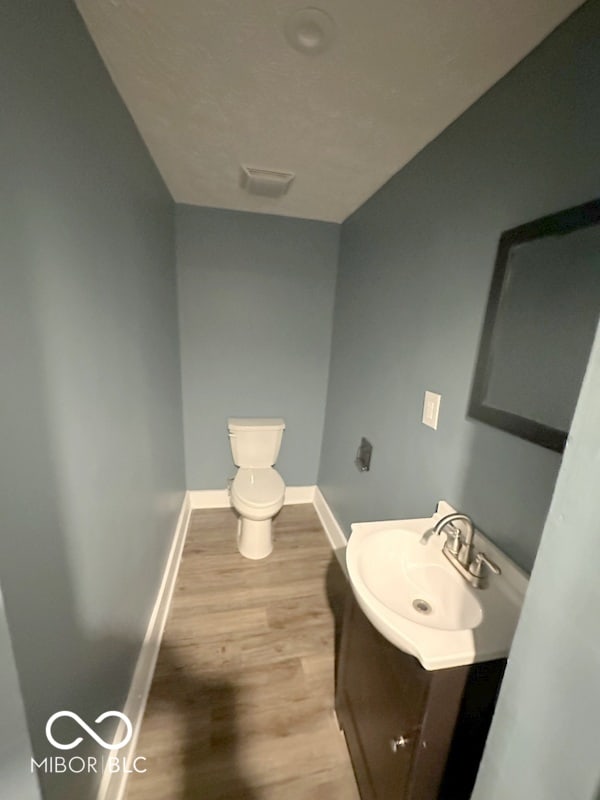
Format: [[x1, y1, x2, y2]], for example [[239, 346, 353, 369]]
[[336, 591, 505, 800], [336, 503, 527, 799]]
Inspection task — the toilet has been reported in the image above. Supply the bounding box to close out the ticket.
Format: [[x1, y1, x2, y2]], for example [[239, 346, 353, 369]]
[[227, 417, 286, 559]]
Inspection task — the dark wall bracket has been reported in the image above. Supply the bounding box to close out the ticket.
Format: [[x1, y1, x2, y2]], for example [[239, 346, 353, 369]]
[[355, 437, 373, 472]]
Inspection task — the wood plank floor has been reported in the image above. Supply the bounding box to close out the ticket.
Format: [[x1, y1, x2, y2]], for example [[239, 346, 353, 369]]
[[126, 504, 360, 800]]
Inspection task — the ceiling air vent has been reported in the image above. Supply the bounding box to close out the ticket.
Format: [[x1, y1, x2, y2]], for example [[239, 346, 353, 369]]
[[240, 166, 295, 198]]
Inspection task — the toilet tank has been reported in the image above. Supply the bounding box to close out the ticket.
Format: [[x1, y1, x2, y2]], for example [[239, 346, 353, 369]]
[[228, 418, 285, 468]]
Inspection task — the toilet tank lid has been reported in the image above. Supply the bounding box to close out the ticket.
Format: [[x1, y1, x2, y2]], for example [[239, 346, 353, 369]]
[[228, 417, 285, 431]]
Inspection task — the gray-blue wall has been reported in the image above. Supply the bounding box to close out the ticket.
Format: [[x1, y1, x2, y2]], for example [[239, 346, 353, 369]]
[[474, 317, 600, 800], [0, 1, 185, 797], [318, 0, 600, 572], [177, 205, 339, 488], [0, 589, 41, 799]]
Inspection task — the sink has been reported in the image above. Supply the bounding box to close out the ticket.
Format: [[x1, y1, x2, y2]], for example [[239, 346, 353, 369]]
[[358, 529, 483, 631], [346, 503, 527, 670]]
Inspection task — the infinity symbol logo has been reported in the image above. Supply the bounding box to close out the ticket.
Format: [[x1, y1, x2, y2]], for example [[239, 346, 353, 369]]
[[45, 711, 133, 751]]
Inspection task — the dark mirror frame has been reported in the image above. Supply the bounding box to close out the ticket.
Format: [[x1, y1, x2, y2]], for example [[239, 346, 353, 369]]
[[468, 197, 600, 453]]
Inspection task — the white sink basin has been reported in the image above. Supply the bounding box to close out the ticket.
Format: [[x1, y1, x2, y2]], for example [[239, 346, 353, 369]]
[[358, 528, 483, 631], [346, 503, 527, 670]]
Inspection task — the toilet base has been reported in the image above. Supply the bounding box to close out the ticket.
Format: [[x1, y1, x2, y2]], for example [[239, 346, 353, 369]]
[[237, 517, 273, 560]]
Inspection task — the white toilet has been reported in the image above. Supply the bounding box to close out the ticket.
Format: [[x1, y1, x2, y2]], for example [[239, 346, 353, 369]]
[[227, 417, 286, 559]]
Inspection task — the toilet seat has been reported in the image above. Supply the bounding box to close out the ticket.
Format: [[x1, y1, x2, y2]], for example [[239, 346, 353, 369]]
[[231, 468, 285, 508]]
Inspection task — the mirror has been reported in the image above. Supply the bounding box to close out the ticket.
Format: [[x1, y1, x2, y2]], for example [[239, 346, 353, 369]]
[[469, 198, 600, 452]]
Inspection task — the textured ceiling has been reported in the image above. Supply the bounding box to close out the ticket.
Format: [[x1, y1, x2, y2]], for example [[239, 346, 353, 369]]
[[75, 0, 583, 222]]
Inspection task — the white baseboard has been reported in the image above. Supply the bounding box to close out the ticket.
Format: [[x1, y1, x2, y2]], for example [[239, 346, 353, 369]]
[[284, 485, 316, 504], [313, 487, 348, 572], [189, 485, 316, 509], [97, 492, 191, 800], [188, 488, 231, 508]]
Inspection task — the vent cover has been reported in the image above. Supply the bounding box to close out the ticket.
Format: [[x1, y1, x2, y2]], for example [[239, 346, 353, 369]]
[[240, 166, 295, 198]]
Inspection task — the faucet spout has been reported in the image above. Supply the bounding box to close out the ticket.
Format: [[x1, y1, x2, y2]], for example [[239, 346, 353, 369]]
[[419, 528, 436, 545]]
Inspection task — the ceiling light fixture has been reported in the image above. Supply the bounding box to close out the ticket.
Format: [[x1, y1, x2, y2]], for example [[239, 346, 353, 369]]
[[284, 7, 336, 55]]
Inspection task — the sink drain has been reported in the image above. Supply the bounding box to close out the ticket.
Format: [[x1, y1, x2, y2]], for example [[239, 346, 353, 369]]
[[412, 598, 432, 615]]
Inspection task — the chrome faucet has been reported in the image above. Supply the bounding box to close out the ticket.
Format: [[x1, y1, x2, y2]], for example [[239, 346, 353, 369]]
[[433, 513, 475, 567], [425, 512, 500, 589]]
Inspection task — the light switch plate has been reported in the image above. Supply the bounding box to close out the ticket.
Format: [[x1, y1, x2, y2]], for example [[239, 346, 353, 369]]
[[422, 391, 441, 430]]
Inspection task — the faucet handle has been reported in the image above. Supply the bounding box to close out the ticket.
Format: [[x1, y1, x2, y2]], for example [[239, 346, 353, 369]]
[[444, 526, 463, 556], [469, 552, 501, 578]]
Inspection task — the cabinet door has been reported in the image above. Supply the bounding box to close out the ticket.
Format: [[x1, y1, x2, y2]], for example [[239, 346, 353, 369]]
[[337, 591, 503, 800], [336, 593, 429, 800]]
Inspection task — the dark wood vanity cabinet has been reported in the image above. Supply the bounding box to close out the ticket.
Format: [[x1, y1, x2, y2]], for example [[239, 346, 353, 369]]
[[336, 591, 505, 800]]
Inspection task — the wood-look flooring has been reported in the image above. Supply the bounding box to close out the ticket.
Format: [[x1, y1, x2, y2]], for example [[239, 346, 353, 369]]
[[126, 504, 360, 800]]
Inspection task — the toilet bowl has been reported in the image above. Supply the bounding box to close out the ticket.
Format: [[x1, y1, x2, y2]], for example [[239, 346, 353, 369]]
[[230, 468, 285, 559], [227, 417, 286, 559]]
